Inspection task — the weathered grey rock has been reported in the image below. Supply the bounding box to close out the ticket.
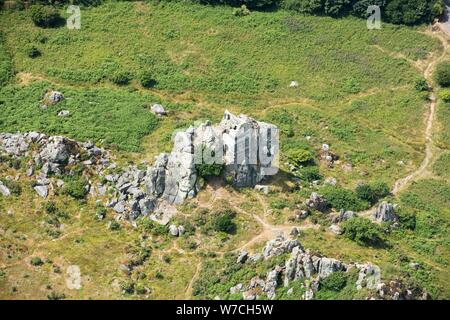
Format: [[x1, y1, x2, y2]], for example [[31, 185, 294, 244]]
[[34, 185, 48, 198], [237, 251, 248, 264], [0, 182, 11, 197], [39, 136, 72, 164], [229, 283, 243, 295], [169, 224, 179, 237], [178, 225, 185, 236], [263, 235, 302, 259], [329, 224, 343, 235], [248, 253, 262, 263], [317, 257, 344, 278], [264, 266, 282, 300], [356, 264, 381, 290], [139, 197, 155, 216], [113, 201, 126, 214], [373, 202, 398, 223], [324, 177, 337, 186], [151, 104, 167, 116]]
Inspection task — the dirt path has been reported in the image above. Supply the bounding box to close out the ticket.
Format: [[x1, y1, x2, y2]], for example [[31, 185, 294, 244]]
[[391, 29, 448, 195], [185, 261, 202, 299]]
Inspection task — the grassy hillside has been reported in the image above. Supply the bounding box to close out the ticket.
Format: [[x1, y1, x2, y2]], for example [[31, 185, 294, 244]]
[[0, 2, 448, 300]]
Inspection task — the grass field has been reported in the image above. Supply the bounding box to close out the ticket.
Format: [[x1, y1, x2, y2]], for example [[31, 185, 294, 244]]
[[0, 1, 449, 300]]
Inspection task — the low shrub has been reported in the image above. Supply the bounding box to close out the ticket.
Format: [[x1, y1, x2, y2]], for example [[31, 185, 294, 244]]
[[139, 71, 157, 88], [320, 271, 348, 291], [321, 185, 370, 211], [210, 209, 236, 234], [298, 165, 322, 182], [63, 177, 88, 199], [29, 5, 62, 28], [439, 88, 450, 103], [109, 70, 132, 85], [341, 217, 385, 246], [285, 148, 314, 168], [30, 257, 44, 266], [435, 61, 450, 87], [355, 181, 390, 205]]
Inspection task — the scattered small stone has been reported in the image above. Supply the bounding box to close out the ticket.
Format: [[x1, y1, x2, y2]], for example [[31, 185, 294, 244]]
[[57, 110, 70, 117], [237, 251, 248, 264], [289, 81, 299, 88], [254, 184, 269, 195]]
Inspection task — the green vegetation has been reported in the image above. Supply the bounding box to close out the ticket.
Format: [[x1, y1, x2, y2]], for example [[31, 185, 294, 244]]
[[433, 153, 450, 178], [30, 257, 44, 266], [63, 176, 88, 200], [355, 181, 390, 205], [435, 61, 450, 87], [341, 217, 385, 246], [0, 33, 12, 87], [285, 148, 314, 167], [29, 5, 63, 28], [320, 185, 370, 211], [0, 82, 159, 151]]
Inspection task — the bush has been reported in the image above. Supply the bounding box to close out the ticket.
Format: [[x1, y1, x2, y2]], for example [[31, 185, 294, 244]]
[[397, 210, 416, 230], [29, 5, 62, 28], [285, 148, 314, 168], [63, 177, 88, 200], [30, 257, 44, 266], [439, 88, 450, 102], [435, 62, 450, 87], [109, 70, 132, 85], [26, 45, 41, 58], [321, 185, 370, 211], [414, 78, 429, 91], [320, 271, 348, 291], [108, 220, 121, 231], [210, 209, 236, 234], [139, 71, 157, 88], [355, 181, 390, 205], [341, 217, 385, 246], [298, 165, 322, 182]]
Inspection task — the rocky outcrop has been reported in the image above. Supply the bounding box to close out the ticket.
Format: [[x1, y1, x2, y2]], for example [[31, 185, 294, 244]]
[[262, 235, 301, 259], [372, 202, 398, 223], [150, 104, 167, 116]]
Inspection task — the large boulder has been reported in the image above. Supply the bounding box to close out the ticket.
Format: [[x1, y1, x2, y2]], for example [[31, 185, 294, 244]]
[[373, 202, 398, 223]]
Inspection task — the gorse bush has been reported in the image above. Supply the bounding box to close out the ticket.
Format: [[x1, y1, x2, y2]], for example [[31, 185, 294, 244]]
[[139, 71, 157, 88]]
